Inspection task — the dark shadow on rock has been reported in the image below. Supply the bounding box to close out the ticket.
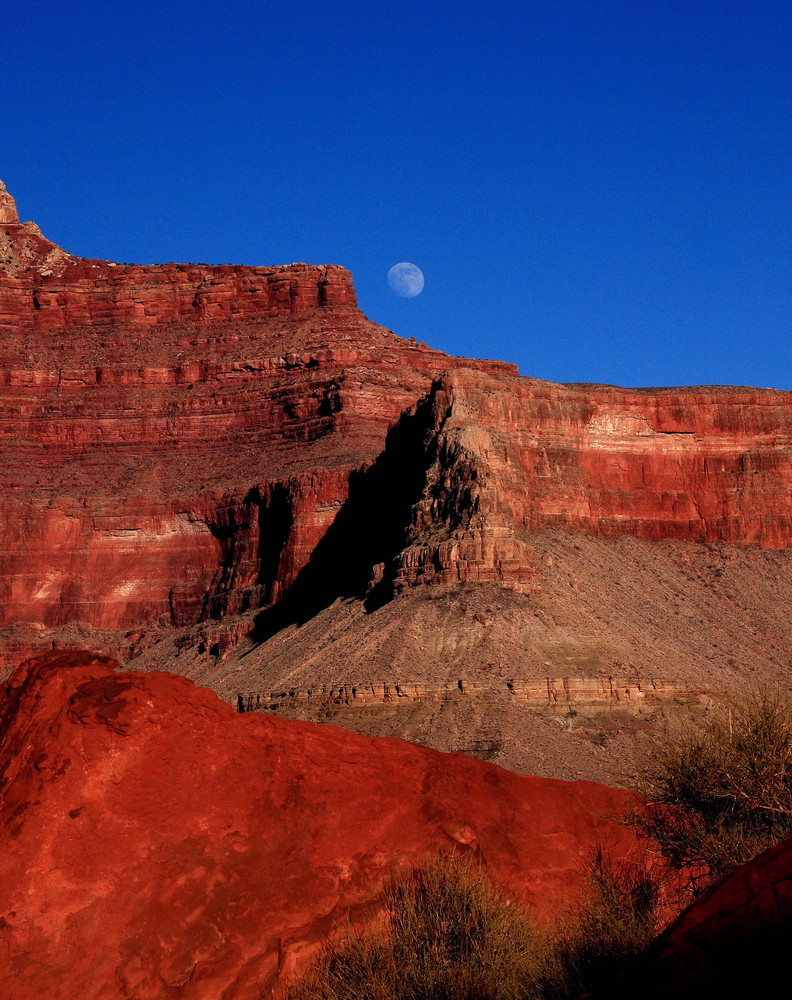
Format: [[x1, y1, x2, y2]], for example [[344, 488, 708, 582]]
[[249, 393, 439, 644]]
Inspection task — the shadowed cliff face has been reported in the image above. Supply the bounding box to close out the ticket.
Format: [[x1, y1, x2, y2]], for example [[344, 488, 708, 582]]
[[2, 188, 792, 681], [250, 397, 434, 641]]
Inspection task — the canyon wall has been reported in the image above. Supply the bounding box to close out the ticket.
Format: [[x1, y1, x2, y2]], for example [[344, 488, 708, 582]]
[[2, 184, 792, 668], [0, 191, 515, 652], [385, 369, 792, 595]]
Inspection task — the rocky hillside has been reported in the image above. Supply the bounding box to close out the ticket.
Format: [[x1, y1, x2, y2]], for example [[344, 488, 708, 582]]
[[2, 182, 792, 781]]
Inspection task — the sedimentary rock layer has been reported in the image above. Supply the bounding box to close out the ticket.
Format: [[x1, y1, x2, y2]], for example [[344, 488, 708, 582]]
[[240, 674, 691, 715], [2, 185, 792, 673], [388, 369, 792, 597]]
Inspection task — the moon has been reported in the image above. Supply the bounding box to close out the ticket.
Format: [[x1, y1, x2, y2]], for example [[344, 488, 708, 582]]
[[388, 262, 424, 298]]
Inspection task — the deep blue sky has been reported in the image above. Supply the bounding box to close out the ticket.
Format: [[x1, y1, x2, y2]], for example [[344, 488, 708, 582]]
[[3, 1, 792, 388]]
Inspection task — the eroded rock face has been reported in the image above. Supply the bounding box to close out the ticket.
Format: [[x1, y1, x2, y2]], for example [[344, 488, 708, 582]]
[[2, 184, 792, 673], [0, 190, 514, 655], [386, 368, 792, 594], [0, 651, 644, 1000], [0, 180, 19, 225]]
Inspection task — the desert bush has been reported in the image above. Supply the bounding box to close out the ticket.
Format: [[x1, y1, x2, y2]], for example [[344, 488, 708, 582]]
[[281, 690, 792, 999], [285, 854, 538, 1000], [534, 847, 661, 999], [284, 849, 663, 1000], [634, 687, 792, 889]]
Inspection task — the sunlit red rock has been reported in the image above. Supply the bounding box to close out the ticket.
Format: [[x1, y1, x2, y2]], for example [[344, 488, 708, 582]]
[[0, 180, 19, 224], [387, 368, 792, 594], [0, 650, 645, 999], [1, 184, 792, 672], [0, 191, 514, 658]]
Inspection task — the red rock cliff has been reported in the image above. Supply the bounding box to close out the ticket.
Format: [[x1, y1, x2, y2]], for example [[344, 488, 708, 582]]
[[0, 187, 513, 647], [1, 185, 792, 662], [386, 369, 792, 594]]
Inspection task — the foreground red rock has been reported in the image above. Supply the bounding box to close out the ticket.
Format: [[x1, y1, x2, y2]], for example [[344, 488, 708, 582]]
[[0, 651, 644, 1000], [591, 836, 792, 998]]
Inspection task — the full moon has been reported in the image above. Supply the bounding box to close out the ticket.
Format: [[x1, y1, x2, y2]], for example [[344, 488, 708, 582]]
[[388, 262, 424, 298]]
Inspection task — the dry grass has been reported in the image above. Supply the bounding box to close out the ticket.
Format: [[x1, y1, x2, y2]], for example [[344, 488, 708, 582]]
[[279, 690, 792, 998], [283, 849, 662, 1000], [633, 686, 792, 890], [285, 855, 537, 1000], [533, 847, 661, 999]]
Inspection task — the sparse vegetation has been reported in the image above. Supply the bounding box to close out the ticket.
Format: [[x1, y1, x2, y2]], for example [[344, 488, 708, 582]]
[[284, 850, 661, 1000], [285, 691, 792, 999], [634, 686, 792, 891], [534, 847, 660, 999], [285, 855, 537, 1000]]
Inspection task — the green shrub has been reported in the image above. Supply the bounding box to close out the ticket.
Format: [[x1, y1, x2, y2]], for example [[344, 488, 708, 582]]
[[634, 687, 792, 889]]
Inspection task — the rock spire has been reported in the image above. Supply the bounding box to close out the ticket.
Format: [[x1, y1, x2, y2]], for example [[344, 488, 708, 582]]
[[0, 180, 20, 224]]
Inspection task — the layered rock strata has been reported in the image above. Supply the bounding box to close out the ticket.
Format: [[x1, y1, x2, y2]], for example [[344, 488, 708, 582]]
[[240, 675, 694, 715], [2, 183, 792, 706], [0, 186, 516, 655], [387, 369, 792, 598]]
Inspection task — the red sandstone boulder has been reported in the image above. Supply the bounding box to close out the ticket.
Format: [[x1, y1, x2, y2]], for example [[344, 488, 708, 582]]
[[588, 836, 792, 998], [0, 651, 645, 999]]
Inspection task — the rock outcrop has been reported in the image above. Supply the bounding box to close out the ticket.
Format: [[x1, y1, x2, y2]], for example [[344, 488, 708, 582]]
[[241, 673, 690, 715], [0, 180, 19, 225], [0, 651, 646, 999], [591, 835, 792, 998], [387, 368, 792, 597]]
